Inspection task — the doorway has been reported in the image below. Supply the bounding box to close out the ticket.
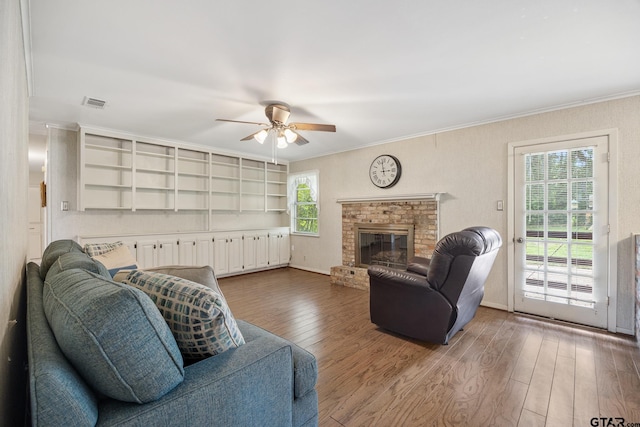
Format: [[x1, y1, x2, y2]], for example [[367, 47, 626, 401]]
[[508, 132, 616, 330]]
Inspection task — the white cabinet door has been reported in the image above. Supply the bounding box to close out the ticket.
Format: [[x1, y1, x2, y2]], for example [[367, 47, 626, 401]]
[[136, 240, 158, 269], [228, 234, 243, 273], [243, 235, 257, 271], [195, 236, 213, 266], [178, 238, 197, 265], [213, 235, 229, 275], [267, 231, 290, 266], [256, 233, 269, 268], [157, 239, 179, 266], [268, 232, 280, 266], [279, 232, 290, 265]]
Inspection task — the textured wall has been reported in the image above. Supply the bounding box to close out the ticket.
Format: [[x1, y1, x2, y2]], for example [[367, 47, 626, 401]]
[[0, 0, 29, 423], [290, 96, 640, 332]]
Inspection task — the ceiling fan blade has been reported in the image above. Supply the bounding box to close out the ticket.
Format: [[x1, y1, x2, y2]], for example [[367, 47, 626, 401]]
[[216, 118, 269, 126], [292, 131, 309, 146], [290, 122, 336, 132]]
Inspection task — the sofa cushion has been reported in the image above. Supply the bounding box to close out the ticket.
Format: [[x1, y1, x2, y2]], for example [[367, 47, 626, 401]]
[[84, 241, 123, 257], [91, 244, 138, 277], [40, 239, 84, 279], [43, 268, 184, 403], [46, 251, 111, 281], [121, 270, 245, 360]]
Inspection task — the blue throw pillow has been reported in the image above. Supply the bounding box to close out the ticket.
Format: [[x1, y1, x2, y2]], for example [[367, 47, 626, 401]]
[[43, 268, 184, 403]]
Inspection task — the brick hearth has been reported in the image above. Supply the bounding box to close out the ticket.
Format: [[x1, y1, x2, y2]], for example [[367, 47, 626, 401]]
[[330, 199, 439, 290]]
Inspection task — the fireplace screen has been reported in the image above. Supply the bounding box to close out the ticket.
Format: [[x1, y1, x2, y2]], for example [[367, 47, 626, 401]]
[[355, 224, 414, 269]]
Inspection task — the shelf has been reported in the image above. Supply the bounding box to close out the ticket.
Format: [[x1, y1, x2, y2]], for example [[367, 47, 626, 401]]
[[136, 150, 174, 160], [85, 144, 132, 153], [212, 190, 240, 195], [178, 188, 209, 193], [211, 160, 240, 167], [178, 157, 208, 164], [242, 178, 264, 183], [84, 206, 132, 210], [211, 175, 240, 180], [178, 171, 209, 177], [86, 183, 132, 189], [86, 163, 131, 170], [136, 167, 175, 174], [136, 186, 175, 191], [267, 180, 287, 185], [267, 193, 287, 197], [267, 209, 287, 212]]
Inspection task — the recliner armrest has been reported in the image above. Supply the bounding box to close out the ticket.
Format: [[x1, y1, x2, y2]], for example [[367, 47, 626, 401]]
[[367, 265, 435, 291], [406, 256, 430, 276]]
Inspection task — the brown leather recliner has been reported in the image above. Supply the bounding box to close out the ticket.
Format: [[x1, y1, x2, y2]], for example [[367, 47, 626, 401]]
[[367, 226, 502, 344]]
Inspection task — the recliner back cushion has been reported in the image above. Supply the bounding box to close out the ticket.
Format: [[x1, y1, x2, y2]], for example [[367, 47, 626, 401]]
[[39, 239, 84, 279], [427, 231, 484, 290], [43, 268, 184, 403]]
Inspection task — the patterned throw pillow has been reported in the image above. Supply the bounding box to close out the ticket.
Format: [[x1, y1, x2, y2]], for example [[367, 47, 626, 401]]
[[84, 241, 124, 257], [121, 270, 245, 359], [91, 245, 138, 277]]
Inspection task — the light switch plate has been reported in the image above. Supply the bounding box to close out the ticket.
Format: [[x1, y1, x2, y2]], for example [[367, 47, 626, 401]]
[[61, 201, 69, 211], [497, 200, 504, 211]]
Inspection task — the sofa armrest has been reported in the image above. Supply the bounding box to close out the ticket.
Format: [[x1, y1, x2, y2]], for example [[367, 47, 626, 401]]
[[236, 320, 317, 399], [97, 336, 294, 427]]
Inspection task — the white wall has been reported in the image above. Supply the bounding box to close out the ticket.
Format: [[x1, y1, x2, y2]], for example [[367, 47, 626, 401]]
[[47, 127, 288, 241], [290, 96, 640, 333], [0, 0, 29, 422]]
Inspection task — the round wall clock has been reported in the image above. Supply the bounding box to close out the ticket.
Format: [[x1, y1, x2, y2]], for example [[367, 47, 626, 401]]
[[369, 154, 402, 188]]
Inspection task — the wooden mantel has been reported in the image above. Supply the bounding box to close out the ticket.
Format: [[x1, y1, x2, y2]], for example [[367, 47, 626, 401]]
[[336, 192, 444, 204]]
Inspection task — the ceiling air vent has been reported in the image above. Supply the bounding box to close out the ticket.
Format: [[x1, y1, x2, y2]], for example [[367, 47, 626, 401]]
[[82, 96, 106, 109]]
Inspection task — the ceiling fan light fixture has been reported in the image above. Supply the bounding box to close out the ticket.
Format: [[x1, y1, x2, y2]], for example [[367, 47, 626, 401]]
[[254, 129, 268, 144], [284, 128, 298, 143], [276, 133, 288, 149]]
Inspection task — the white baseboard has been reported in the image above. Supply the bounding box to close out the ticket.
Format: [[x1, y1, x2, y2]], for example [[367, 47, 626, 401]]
[[616, 327, 634, 336], [288, 264, 330, 276], [480, 301, 509, 311]]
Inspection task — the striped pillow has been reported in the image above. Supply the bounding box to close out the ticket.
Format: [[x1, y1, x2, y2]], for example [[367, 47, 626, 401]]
[[84, 241, 123, 257], [121, 271, 245, 359]]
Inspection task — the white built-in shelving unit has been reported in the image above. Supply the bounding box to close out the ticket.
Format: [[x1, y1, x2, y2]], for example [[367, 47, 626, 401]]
[[78, 127, 289, 215]]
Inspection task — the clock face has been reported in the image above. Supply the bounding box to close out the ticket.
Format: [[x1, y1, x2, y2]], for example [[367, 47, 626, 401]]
[[369, 155, 402, 188]]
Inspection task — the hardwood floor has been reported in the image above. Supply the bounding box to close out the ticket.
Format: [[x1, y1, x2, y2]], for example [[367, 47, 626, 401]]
[[219, 268, 640, 427]]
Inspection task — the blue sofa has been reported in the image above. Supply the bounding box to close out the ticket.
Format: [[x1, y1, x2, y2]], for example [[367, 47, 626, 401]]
[[27, 240, 318, 426]]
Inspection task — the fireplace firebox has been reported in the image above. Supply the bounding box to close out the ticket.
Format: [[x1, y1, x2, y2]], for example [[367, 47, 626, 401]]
[[354, 223, 414, 269]]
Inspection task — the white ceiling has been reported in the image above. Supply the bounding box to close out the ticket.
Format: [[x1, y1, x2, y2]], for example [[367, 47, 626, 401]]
[[27, 0, 640, 162]]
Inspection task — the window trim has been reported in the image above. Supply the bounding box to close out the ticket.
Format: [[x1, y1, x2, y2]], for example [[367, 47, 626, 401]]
[[288, 170, 320, 236]]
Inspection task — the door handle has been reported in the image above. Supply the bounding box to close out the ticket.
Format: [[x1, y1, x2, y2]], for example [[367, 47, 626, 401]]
[[516, 237, 524, 243]]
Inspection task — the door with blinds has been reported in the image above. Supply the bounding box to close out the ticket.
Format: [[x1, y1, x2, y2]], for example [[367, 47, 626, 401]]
[[513, 136, 609, 328]]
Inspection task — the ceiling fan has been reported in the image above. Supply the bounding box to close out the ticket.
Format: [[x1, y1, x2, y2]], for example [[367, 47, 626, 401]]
[[216, 103, 336, 148]]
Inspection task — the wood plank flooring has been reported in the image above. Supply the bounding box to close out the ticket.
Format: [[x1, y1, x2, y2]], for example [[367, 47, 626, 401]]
[[218, 268, 640, 427]]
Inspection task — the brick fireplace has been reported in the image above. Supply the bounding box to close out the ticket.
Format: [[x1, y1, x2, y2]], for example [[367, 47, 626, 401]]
[[330, 194, 441, 290]]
